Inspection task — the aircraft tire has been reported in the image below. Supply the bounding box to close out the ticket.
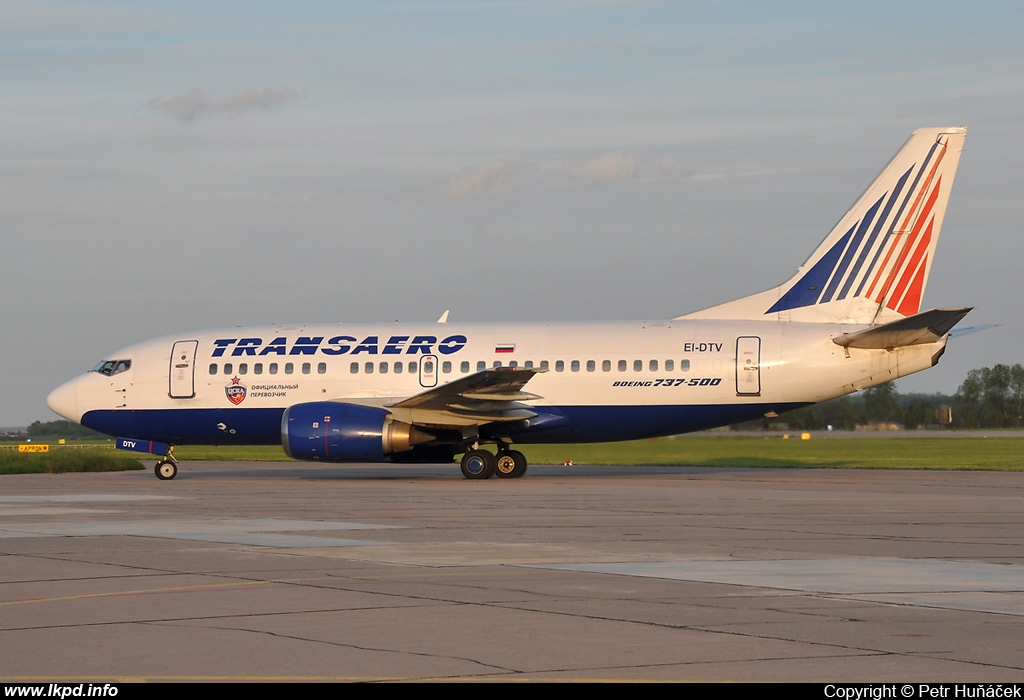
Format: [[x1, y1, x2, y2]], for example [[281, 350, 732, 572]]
[[155, 460, 178, 480], [460, 450, 496, 480], [495, 450, 527, 479]]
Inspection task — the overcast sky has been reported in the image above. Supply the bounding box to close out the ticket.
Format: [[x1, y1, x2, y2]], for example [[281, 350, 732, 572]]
[[3, 1, 1022, 427]]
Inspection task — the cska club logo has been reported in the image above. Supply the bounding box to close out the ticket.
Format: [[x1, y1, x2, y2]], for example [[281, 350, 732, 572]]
[[225, 376, 246, 405]]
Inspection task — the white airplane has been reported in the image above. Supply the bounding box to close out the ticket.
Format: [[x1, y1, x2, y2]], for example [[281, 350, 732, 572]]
[[48, 127, 972, 480]]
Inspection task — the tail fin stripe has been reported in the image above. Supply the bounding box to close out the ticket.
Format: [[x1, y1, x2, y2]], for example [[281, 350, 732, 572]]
[[877, 181, 941, 314], [891, 218, 934, 315], [865, 139, 948, 300], [821, 195, 886, 302], [895, 139, 947, 238], [870, 173, 943, 308], [839, 166, 914, 300], [857, 138, 945, 299], [851, 163, 921, 298], [764, 230, 853, 313]]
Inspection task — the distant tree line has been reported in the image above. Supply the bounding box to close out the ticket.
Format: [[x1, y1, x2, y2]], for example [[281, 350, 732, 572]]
[[744, 363, 1024, 431], [25, 420, 105, 439], [952, 364, 1024, 429], [756, 383, 951, 432]]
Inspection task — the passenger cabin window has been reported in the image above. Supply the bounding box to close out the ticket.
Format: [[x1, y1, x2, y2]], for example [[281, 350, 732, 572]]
[[92, 359, 131, 376]]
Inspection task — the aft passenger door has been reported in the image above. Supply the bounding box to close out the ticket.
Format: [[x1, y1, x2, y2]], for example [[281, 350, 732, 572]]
[[735, 336, 761, 396], [169, 340, 199, 399]]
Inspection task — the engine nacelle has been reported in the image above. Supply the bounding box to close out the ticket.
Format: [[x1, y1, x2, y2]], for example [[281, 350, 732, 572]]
[[281, 402, 430, 462]]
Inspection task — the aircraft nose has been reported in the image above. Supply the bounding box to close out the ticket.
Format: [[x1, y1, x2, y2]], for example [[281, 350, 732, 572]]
[[47, 378, 82, 422]]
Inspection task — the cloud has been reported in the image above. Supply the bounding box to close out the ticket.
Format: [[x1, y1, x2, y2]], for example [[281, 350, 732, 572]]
[[437, 159, 538, 200], [145, 87, 303, 124], [563, 149, 643, 186], [430, 150, 690, 201], [562, 150, 687, 186]]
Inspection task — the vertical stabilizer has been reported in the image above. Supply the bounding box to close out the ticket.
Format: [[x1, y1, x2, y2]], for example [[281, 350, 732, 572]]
[[679, 127, 967, 324]]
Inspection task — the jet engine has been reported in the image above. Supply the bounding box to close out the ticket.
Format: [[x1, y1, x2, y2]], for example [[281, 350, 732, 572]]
[[281, 402, 431, 462]]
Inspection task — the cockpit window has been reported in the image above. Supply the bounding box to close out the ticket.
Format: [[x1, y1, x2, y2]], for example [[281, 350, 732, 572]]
[[92, 359, 131, 376]]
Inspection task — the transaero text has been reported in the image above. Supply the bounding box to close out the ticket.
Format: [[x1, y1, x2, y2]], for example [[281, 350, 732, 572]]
[[212, 335, 468, 357], [824, 685, 1022, 699]]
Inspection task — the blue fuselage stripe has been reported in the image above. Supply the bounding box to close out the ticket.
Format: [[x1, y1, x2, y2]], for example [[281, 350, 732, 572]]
[[83, 403, 810, 448]]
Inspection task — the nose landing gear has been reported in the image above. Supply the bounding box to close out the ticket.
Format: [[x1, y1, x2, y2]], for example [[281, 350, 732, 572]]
[[154, 447, 178, 480]]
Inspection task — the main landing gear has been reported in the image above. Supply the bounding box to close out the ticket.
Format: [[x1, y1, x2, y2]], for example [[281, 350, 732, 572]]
[[460, 448, 528, 480], [154, 447, 178, 480]]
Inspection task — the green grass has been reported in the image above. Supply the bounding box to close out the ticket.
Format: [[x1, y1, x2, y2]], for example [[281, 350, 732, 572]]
[[522, 436, 1024, 470], [173, 444, 293, 461], [3, 435, 1023, 473], [0, 446, 143, 474]]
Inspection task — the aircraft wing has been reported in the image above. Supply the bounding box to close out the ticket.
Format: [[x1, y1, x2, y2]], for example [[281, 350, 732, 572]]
[[833, 307, 972, 350], [386, 366, 546, 423]]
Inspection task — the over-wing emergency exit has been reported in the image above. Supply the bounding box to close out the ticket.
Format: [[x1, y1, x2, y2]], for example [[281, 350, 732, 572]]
[[48, 127, 972, 480]]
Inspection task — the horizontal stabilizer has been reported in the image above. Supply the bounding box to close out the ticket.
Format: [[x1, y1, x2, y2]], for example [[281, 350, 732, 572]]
[[949, 323, 995, 339], [833, 307, 971, 350]]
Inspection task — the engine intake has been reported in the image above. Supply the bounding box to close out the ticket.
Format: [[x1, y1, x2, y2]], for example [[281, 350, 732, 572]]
[[281, 402, 431, 462]]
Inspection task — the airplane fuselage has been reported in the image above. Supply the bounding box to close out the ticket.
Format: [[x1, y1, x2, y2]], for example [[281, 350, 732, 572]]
[[49, 318, 944, 447]]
